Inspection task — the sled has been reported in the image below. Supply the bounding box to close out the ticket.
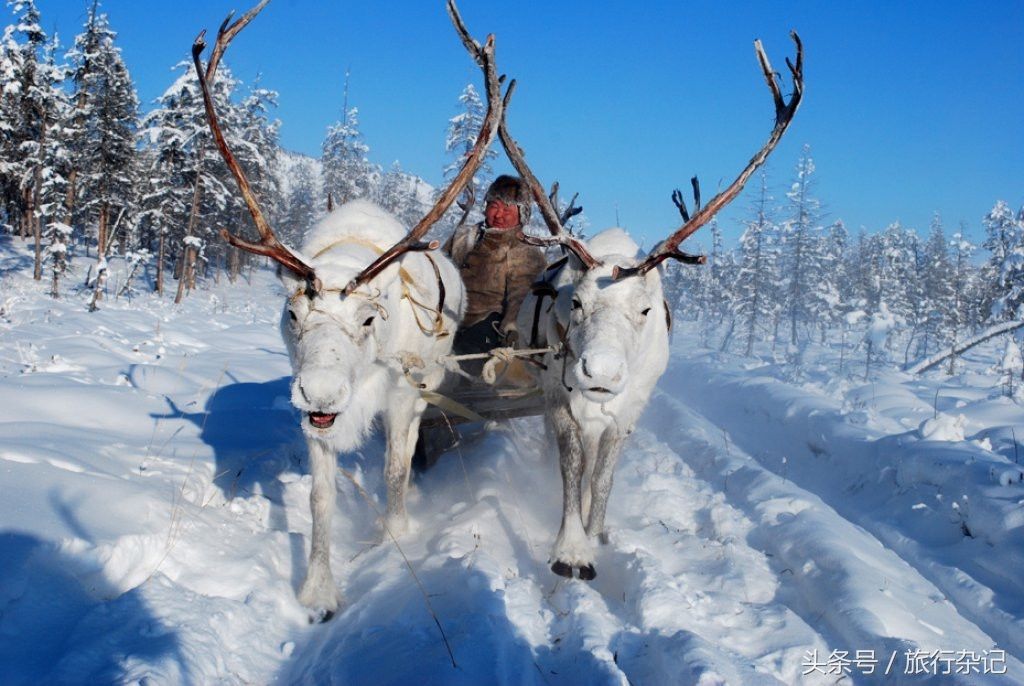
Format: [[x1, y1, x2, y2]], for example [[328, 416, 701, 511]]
[[413, 347, 548, 470]]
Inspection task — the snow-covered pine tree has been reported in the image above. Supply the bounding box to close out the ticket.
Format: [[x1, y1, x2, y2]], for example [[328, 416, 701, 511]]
[[321, 77, 373, 207], [919, 213, 955, 357], [695, 219, 729, 347], [141, 59, 247, 301], [875, 222, 917, 340], [982, 200, 1024, 323], [815, 220, 848, 343], [733, 172, 780, 356], [275, 154, 321, 252], [998, 336, 1022, 397], [774, 147, 831, 358], [780, 145, 826, 347], [221, 78, 281, 279], [0, 0, 51, 247], [0, 1, 67, 278], [440, 83, 495, 224], [66, 7, 139, 264], [946, 224, 976, 372], [138, 67, 197, 295], [897, 227, 930, 366], [375, 160, 406, 216], [35, 34, 72, 288], [0, 15, 23, 233]]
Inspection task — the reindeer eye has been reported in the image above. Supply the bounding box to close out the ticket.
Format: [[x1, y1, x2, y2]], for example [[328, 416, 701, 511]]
[[572, 298, 582, 310], [641, 307, 651, 317], [288, 310, 297, 322], [363, 316, 375, 327]]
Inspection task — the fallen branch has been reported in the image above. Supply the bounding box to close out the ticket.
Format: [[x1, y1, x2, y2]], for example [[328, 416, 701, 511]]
[[908, 320, 1024, 375]]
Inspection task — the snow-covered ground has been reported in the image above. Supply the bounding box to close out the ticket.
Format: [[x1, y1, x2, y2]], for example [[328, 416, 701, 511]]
[[1, 236, 1022, 685]]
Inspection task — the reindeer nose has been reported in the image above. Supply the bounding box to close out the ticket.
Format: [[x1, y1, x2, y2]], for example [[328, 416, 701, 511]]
[[297, 372, 350, 410], [578, 351, 624, 385]]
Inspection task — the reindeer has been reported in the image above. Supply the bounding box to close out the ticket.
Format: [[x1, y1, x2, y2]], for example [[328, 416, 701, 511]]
[[498, 34, 804, 580], [191, 0, 509, 620]]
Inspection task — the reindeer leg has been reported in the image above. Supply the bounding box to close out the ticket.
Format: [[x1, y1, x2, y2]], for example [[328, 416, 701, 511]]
[[298, 437, 341, 622], [382, 392, 424, 540], [585, 428, 625, 547], [549, 403, 593, 579]]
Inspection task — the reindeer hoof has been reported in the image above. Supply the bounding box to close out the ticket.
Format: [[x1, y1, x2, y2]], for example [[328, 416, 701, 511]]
[[578, 563, 597, 581], [308, 608, 336, 624], [551, 560, 574, 578]]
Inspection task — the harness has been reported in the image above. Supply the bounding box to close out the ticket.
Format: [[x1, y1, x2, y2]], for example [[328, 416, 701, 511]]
[[302, 236, 448, 337], [526, 256, 579, 391]]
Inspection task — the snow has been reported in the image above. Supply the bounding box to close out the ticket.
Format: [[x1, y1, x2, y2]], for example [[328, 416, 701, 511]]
[[1, 236, 1023, 684]]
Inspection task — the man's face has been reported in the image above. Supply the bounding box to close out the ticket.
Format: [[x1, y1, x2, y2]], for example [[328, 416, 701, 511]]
[[485, 200, 520, 230]]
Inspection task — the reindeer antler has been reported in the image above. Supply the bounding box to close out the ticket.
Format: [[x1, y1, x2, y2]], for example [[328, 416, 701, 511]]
[[192, 0, 320, 291], [613, 32, 803, 280], [341, 0, 509, 295], [492, 81, 601, 269]]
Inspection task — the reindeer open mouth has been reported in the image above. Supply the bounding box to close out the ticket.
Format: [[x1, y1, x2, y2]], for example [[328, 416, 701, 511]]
[[588, 387, 613, 395], [308, 412, 338, 429]]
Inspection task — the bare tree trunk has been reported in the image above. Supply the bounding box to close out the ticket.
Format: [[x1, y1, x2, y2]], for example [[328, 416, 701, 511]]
[[176, 171, 204, 305], [64, 168, 77, 226], [20, 188, 31, 239], [175, 245, 192, 304], [31, 174, 43, 280], [228, 245, 239, 283], [88, 265, 106, 312], [97, 203, 108, 259], [864, 339, 872, 381], [838, 325, 846, 375], [156, 231, 165, 295]]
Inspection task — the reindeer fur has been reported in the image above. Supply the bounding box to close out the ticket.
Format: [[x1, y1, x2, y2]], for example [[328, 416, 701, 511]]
[[518, 228, 670, 578], [280, 200, 465, 618]]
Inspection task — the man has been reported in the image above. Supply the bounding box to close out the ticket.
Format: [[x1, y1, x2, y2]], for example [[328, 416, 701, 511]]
[[414, 176, 546, 471], [444, 175, 547, 355]]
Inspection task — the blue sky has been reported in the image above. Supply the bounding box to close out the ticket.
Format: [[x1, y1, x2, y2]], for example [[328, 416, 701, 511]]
[[33, 0, 1024, 248]]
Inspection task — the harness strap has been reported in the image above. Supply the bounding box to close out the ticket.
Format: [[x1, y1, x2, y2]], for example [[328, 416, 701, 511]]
[[419, 390, 488, 423], [530, 282, 558, 349], [309, 235, 449, 338]]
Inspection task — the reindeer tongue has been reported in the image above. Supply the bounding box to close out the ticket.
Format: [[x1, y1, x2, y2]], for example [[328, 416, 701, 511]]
[[308, 412, 337, 429]]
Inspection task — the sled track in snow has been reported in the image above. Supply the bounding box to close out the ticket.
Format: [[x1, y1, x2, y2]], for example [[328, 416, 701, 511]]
[[279, 416, 838, 684], [642, 384, 1024, 685], [277, 376, 1024, 684]]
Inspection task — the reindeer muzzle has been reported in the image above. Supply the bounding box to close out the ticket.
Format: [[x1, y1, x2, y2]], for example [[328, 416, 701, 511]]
[[308, 412, 338, 429]]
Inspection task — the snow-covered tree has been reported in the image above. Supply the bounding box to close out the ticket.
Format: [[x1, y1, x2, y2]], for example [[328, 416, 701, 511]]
[[733, 172, 780, 355], [998, 336, 1022, 397], [140, 59, 254, 301], [442, 83, 495, 205], [275, 153, 321, 249], [919, 213, 955, 356], [322, 91, 373, 205], [66, 7, 139, 261], [780, 145, 826, 345], [0, 0, 65, 259], [982, 200, 1024, 322], [946, 225, 976, 372]]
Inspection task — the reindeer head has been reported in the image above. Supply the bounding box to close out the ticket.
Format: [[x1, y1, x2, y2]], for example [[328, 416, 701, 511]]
[[499, 30, 803, 405], [276, 203, 408, 438], [551, 229, 667, 401], [192, 0, 510, 440]]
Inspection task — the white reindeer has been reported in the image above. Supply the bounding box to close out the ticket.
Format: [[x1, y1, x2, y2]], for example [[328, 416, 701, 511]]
[[504, 33, 805, 580], [191, 0, 509, 620]]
